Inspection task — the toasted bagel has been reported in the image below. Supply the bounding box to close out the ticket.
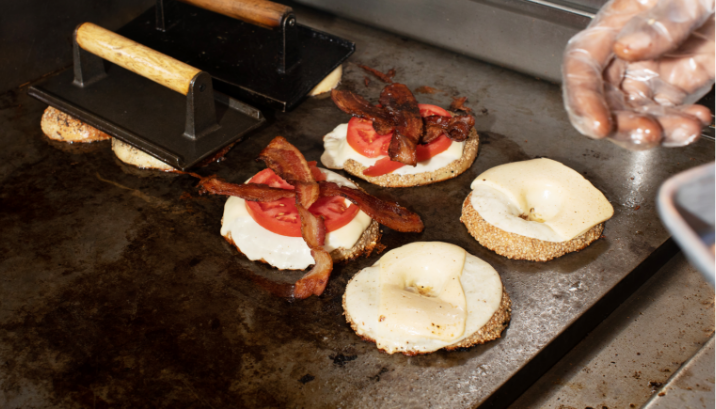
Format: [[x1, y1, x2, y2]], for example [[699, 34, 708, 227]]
[[460, 197, 604, 262], [341, 128, 479, 187], [40, 106, 111, 143]]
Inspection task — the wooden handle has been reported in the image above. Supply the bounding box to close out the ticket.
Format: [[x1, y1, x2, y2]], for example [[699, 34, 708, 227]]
[[178, 0, 292, 29], [75, 22, 201, 95]]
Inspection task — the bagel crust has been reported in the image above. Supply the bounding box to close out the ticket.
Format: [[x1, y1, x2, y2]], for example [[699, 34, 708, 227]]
[[41, 106, 111, 143], [342, 128, 479, 187], [460, 196, 605, 262], [342, 282, 511, 356]]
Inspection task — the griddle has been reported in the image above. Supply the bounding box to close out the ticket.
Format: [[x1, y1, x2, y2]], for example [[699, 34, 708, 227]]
[[1, 4, 714, 409]]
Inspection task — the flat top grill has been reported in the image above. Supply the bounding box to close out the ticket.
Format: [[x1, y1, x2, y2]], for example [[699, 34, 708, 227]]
[[0, 3, 713, 409]]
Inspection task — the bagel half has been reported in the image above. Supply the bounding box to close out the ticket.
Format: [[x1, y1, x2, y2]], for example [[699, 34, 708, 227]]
[[343, 285, 511, 355], [41, 106, 111, 143], [460, 196, 605, 262], [342, 128, 479, 188], [220, 168, 383, 271], [342, 243, 511, 355]]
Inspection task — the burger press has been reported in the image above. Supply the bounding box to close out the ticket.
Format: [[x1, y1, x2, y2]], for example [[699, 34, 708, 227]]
[[117, 0, 356, 112], [29, 23, 265, 170]]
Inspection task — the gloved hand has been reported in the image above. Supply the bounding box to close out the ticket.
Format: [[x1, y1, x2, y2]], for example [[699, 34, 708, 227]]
[[563, 0, 715, 150]]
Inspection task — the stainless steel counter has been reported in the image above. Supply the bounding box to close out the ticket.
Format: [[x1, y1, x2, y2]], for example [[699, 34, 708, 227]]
[[0, 3, 714, 408], [509, 251, 715, 409]]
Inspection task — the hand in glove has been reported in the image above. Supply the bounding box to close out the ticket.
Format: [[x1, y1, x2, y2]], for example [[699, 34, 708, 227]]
[[563, 0, 714, 149]]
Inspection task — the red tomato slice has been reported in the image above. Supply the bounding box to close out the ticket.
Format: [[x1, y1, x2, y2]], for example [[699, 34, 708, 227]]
[[346, 117, 393, 158], [418, 104, 452, 118], [363, 135, 453, 177], [245, 167, 359, 237]]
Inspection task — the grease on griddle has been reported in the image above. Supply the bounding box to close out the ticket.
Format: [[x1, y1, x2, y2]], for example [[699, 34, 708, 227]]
[[450, 96, 472, 113], [414, 86, 440, 95], [330, 353, 358, 367], [358, 64, 396, 83]]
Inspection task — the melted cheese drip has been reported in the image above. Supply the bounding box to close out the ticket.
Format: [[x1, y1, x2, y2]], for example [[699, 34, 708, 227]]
[[220, 169, 372, 270], [320, 123, 464, 175], [344, 243, 503, 354], [470, 158, 614, 242], [112, 138, 175, 171], [308, 65, 342, 96], [378, 242, 467, 343]]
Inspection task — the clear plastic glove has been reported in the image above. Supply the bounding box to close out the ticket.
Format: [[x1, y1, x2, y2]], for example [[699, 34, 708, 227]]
[[563, 0, 715, 150]]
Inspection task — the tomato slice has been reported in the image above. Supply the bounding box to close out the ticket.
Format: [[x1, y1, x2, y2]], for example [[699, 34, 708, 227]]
[[418, 104, 452, 118], [245, 166, 359, 237], [346, 117, 393, 158], [363, 134, 453, 177]]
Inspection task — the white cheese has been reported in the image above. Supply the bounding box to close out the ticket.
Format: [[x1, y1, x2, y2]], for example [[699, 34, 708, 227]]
[[344, 242, 503, 355], [320, 123, 464, 175], [220, 168, 372, 270], [378, 242, 467, 343], [469, 158, 614, 242]]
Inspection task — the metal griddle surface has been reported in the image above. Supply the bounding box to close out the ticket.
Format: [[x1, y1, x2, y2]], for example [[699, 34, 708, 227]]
[[0, 6, 714, 409]]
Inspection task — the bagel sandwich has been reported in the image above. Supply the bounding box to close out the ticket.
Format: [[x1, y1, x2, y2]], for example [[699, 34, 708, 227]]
[[322, 84, 478, 188], [197, 136, 424, 299], [343, 242, 511, 355], [460, 158, 614, 261]]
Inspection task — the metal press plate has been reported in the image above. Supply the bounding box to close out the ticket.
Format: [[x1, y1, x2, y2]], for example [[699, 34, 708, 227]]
[[0, 4, 714, 409]]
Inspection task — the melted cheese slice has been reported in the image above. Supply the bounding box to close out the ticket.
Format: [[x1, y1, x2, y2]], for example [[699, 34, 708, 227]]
[[308, 65, 342, 96], [220, 168, 372, 270], [321, 123, 465, 175], [378, 242, 467, 343], [470, 158, 614, 242], [345, 243, 503, 355]]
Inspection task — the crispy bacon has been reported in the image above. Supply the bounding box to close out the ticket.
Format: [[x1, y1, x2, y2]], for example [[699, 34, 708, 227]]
[[380, 84, 423, 166], [294, 205, 332, 299], [293, 250, 333, 299], [296, 204, 326, 249], [258, 136, 319, 209], [197, 176, 297, 201], [422, 115, 451, 144], [358, 64, 395, 83], [331, 89, 394, 135], [423, 114, 475, 143], [319, 182, 424, 233], [450, 96, 472, 113]]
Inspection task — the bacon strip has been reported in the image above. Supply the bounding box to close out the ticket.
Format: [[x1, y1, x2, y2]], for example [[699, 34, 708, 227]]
[[293, 249, 333, 299], [331, 89, 394, 135], [296, 204, 326, 249], [319, 182, 424, 233], [380, 84, 423, 166], [197, 177, 296, 201], [358, 64, 395, 83], [294, 205, 333, 299], [258, 136, 319, 209], [423, 114, 475, 143]]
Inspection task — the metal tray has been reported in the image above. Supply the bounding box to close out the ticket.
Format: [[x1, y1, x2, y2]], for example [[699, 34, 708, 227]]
[[658, 162, 715, 285], [0, 4, 714, 408]]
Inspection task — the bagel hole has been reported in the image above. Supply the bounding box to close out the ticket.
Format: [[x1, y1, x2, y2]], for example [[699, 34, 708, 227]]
[[519, 207, 546, 223], [405, 283, 436, 297]]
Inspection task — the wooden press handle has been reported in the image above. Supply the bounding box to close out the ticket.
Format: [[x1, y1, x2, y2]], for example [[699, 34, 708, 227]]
[[178, 0, 292, 29], [75, 22, 202, 95]]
